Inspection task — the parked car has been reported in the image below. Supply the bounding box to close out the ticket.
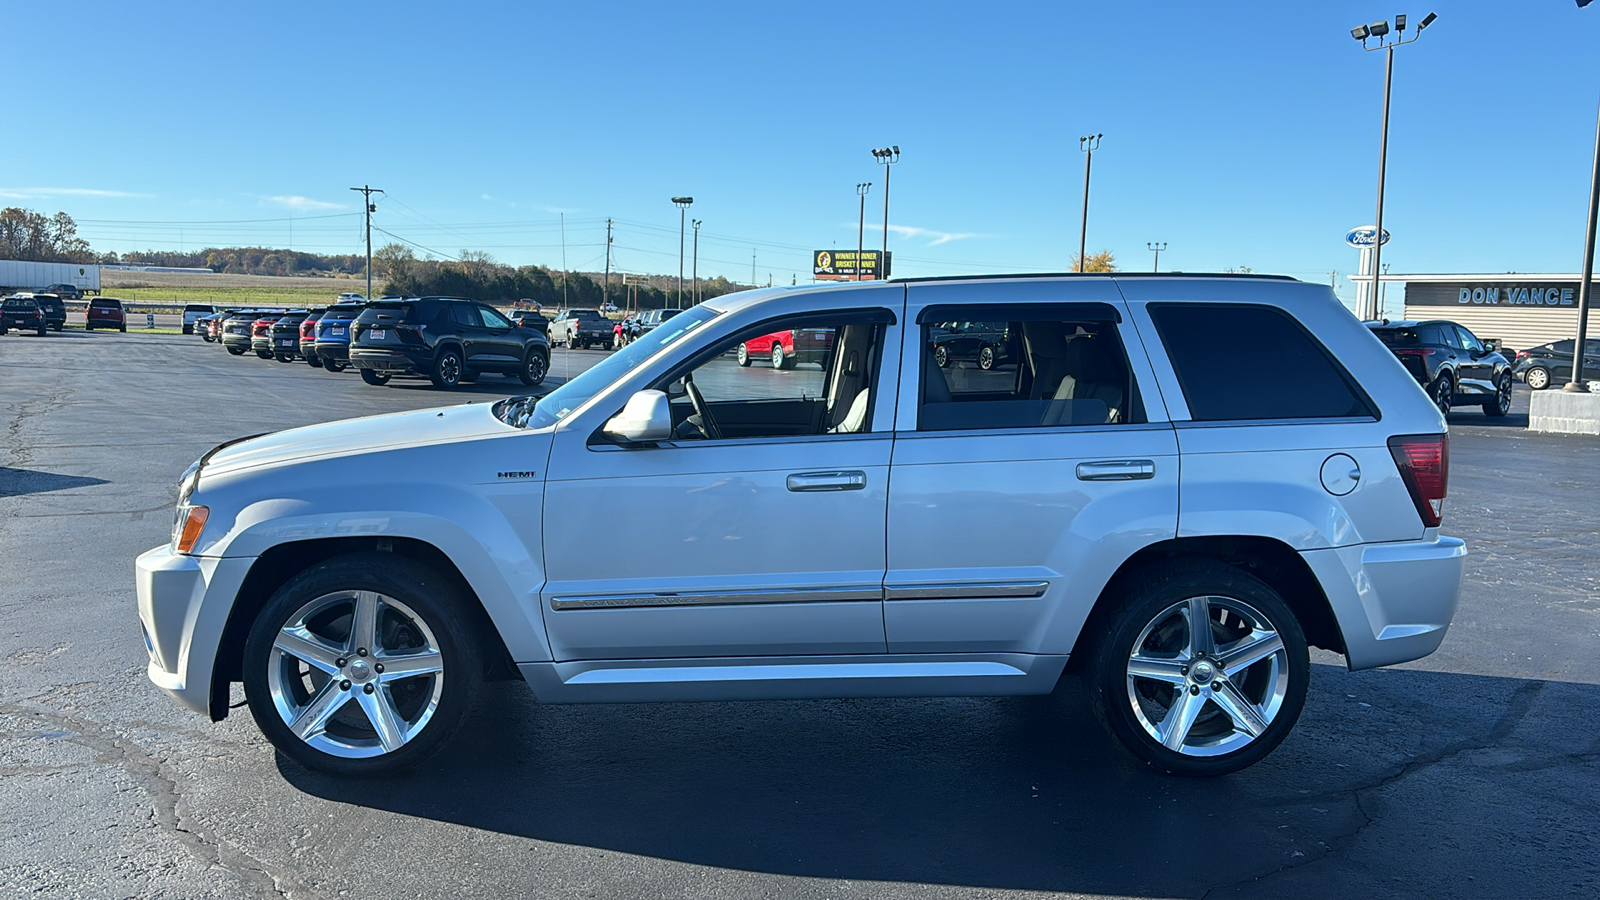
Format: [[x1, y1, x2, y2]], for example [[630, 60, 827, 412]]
[[1366, 320, 1513, 416], [348, 296, 551, 388], [137, 274, 1463, 778], [1, 296, 48, 335], [311, 303, 366, 373], [182, 304, 215, 335], [508, 309, 549, 335], [40, 283, 83, 301], [549, 308, 613, 349], [624, 308, 681, 347], [337, 292, 366, 303], [10, 292, 67, 331], [85, 297, 128, 332], [929, 320, 1017, 370], [249, 313, 290, 359], [293, 309, 326, 367], [220, 311, 262, 355], [1511, 338, 1600, 390], [195, 311, 229, 342], [269, 312, 312, 363], [736, 325, 835, 369]]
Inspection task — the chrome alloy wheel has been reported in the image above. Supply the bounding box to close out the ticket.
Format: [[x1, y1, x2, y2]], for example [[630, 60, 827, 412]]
[[1124, 595, 1290, 757], [267, 590, 445, 759]]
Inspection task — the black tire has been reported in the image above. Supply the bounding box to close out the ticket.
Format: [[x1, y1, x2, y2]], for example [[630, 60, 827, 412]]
[[737, 343, 752, 367], [324, 360, 347, 374], [978, 345, 997, 370], [275, 354, 294, 363], [360, 369, 391, 386], [1085, 560, 1309, 777], [1524, 366, 1551, 391], [1483, 372, 1513, 417], [308, 355, 324, 369], [257, 350, 273, 360], [518, 349, 547, 387], [37, 324, 47, 336], [85, 325, 93, 332], [183, 325, 193, 335], [934, 345, 950, 368], [430, 347, 464, 389], [119, 325, 126, 333], [241, 553, 484, 777], [1431, 372, 1453, 417], [227, 346, 246, 356]]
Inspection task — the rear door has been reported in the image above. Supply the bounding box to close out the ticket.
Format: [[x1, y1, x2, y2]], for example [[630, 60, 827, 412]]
[[884, 278, 1179, 655]]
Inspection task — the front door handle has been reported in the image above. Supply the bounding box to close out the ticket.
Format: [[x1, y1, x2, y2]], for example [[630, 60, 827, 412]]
[[1076, 460, 1155, 481], [787, 471, 866, 492]]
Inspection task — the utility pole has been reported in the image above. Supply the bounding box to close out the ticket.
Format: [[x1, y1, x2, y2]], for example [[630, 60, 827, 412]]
[[691, 219, 701, 304], [1078, 135, 1102, 272], [603, 219, 613, 311], [560, 212, 569, 309], [349, 184, 383, 299], [672, 197, 693, 308], [856, 182, 872, 281], [1566, 92, 1600, 392], [751, 249, 757, 287], [1147, 241, 1167, 273], [872, 146, 900, 276]]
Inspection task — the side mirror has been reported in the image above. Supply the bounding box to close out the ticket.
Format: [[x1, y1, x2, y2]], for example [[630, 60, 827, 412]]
[[603, 390, 671, 444], [1482, 339, 1498, 354]]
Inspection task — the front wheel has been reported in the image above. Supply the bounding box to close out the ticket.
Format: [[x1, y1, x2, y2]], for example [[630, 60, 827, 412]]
[[737, 343, 752, 367], [241, 554, 484, 776], [518, 350, 547, 387], [1086, 560, 1309, 776], [359, 369, 391, 386], [1524, 366, 1551, 391], [1483, 372, 1513, 417], [978, 345, 997, 370]]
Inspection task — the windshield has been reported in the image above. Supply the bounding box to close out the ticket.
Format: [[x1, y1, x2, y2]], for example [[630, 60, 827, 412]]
[[498, 305, 719, 429]]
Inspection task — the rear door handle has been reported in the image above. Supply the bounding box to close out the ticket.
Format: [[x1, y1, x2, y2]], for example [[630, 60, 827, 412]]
[[787, 471, 866, 492], [1076, 460, 1155, 481]]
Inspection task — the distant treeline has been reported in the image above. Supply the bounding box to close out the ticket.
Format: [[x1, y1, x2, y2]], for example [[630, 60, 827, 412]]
[[105, 247, 368, 277]]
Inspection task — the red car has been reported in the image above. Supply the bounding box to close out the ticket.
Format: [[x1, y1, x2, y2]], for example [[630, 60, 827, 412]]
[[736, 327, 835, 369], [85, 297, 127, 332]]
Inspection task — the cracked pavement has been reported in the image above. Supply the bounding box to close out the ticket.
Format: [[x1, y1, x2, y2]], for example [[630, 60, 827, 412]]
[[1, 331, 1597, 899]]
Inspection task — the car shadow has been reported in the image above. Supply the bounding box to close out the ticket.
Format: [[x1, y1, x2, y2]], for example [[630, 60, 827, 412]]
[[376, 376, 564, 398], [0, 468, 110, 497], [277, 664, 1594, 896]]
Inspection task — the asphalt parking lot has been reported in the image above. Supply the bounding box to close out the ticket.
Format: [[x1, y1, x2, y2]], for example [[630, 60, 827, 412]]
[[2, 330, 1596, 900]]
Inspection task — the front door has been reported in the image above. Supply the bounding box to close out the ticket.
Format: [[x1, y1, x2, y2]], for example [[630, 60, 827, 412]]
[[539, 301, 904, 661]]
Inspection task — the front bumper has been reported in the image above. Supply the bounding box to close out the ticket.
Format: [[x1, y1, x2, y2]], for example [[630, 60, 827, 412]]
[[136, 545, 256, 716], [1301, 535, 1466, 670]]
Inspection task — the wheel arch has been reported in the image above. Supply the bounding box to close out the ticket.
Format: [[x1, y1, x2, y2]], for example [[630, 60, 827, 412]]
[[1066, 534, 1347, 671], [209, 535, 521, 722]]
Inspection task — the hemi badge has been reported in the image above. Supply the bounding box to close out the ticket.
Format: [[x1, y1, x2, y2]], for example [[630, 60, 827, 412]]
[[497, 471, 537, 480]]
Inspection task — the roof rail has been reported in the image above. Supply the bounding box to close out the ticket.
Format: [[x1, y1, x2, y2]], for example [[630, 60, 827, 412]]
[[888, 272, 1300, 284]]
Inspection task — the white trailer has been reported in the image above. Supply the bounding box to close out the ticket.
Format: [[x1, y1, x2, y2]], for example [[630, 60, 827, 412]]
[[0, 260, 101, 294]]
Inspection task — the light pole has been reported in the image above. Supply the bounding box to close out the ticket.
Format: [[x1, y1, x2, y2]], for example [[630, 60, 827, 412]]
[[1352, 12, 1438, 320], [691, 219, 701, 305], [856, 182, 872, 281], [1147, 242, 1167, 273], [672, 197, 693, 309], [872, 146, 899, 275], [1077, 135, 1103, 272], [1566, 93, 1600, 392]]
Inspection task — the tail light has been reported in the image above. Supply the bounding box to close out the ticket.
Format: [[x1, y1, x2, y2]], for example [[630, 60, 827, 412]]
[[1393, 348, 1434, 357], [1388, 433, 1449, 527]]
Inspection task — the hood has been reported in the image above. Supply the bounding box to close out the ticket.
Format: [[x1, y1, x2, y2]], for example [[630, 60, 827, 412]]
[[202, 403, 510, 480]]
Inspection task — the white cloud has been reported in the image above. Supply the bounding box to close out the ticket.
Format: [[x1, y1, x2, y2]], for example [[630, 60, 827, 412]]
[[0, 187, 151, 199], [264, 195, 345, 211], [845, 223, 984, 246]]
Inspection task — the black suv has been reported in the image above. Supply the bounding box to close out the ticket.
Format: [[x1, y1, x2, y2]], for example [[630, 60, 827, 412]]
[[269, 311, 312, 363], [1367, 319, 1513, 416], [1512, 338, 1600, 390], [1, 296, 49, 335], [10, 292, 67, 331], [349, 297, 551, 389]]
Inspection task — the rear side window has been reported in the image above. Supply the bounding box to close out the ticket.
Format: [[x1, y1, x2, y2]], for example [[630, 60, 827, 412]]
[[1149, 304, 1375, 421]]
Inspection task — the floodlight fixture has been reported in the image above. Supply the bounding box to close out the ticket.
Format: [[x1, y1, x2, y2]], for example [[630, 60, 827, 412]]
[[1352, 23, 1370, 40], [672, 196, 693, 206], [1418, 12, 1437, 31], [1395, 14, 1407, 31], [1369, 20, 1390, 37]]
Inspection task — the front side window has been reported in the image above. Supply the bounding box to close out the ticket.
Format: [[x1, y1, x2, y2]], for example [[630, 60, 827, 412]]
[[1454, 326, 1483, 354], [659, 317, 887, 441], [480, 306, 511, 329], [918, 304, 1140, 431], [1150, 303, 1374, 421]]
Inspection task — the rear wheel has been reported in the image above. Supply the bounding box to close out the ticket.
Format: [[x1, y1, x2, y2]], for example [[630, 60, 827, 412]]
[[275, 354, 294, 363], [256, 350, 272, 359], [119, 325, 126, 332], [430, 348, 463, 389], [737, 343, 752, 366], [1086, 560, 1308, 776], [359, 369, 390, 386], [1483, 372, 1513, 417], [227, 346, 246, 356], [324, 360, 347, 373], [183, 325, 193, 335], [1524, 366, 1551, 391], [308, 355, 323, 369], [241, 554, 483, 776], [771, 343, 790, 370], [1431, 372, 1454, 417]]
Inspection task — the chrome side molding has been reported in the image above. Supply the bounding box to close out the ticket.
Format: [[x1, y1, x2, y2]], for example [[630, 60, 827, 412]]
[[883, 581, 1050, 601], [550, 585, 883, 611]]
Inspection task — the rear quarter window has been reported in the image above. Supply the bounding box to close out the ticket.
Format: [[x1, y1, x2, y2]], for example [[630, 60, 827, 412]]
[[1149, 303, 1375, 421]]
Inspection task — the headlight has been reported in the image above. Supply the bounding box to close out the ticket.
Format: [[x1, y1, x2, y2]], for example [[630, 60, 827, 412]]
[[177, 458, 201, 505], [172, 505, 210, 554]]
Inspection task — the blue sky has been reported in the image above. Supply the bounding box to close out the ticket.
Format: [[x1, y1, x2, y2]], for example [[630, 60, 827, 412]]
[[4, 1, 1600, 304]]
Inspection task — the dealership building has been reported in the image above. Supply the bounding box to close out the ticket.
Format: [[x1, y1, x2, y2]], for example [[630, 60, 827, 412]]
[[1369, 273, 1594, 352]]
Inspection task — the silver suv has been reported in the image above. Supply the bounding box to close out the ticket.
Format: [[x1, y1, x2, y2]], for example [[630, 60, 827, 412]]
[[136, 274, 1462, 777]]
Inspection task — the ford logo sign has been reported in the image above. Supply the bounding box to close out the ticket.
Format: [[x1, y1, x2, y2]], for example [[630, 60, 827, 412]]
[[1345, 226, 1391, 248]]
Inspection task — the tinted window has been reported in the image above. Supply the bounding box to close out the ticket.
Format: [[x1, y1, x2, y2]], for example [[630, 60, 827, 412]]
[[480, 306, 511, 329], [1370, 326, 1421, 347], [919, 307, 1139, 430], [1455, 326, 1483, 353], [1150, 304, 1374, 421], [450, 304, 483, 327]]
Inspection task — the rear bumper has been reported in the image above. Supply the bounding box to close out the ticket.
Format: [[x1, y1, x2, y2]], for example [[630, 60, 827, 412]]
[[350, 348, 427, 373], [312, 343, 350, 362], [136, 545, 256, 717], [1301, 535, 1466, 670]]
